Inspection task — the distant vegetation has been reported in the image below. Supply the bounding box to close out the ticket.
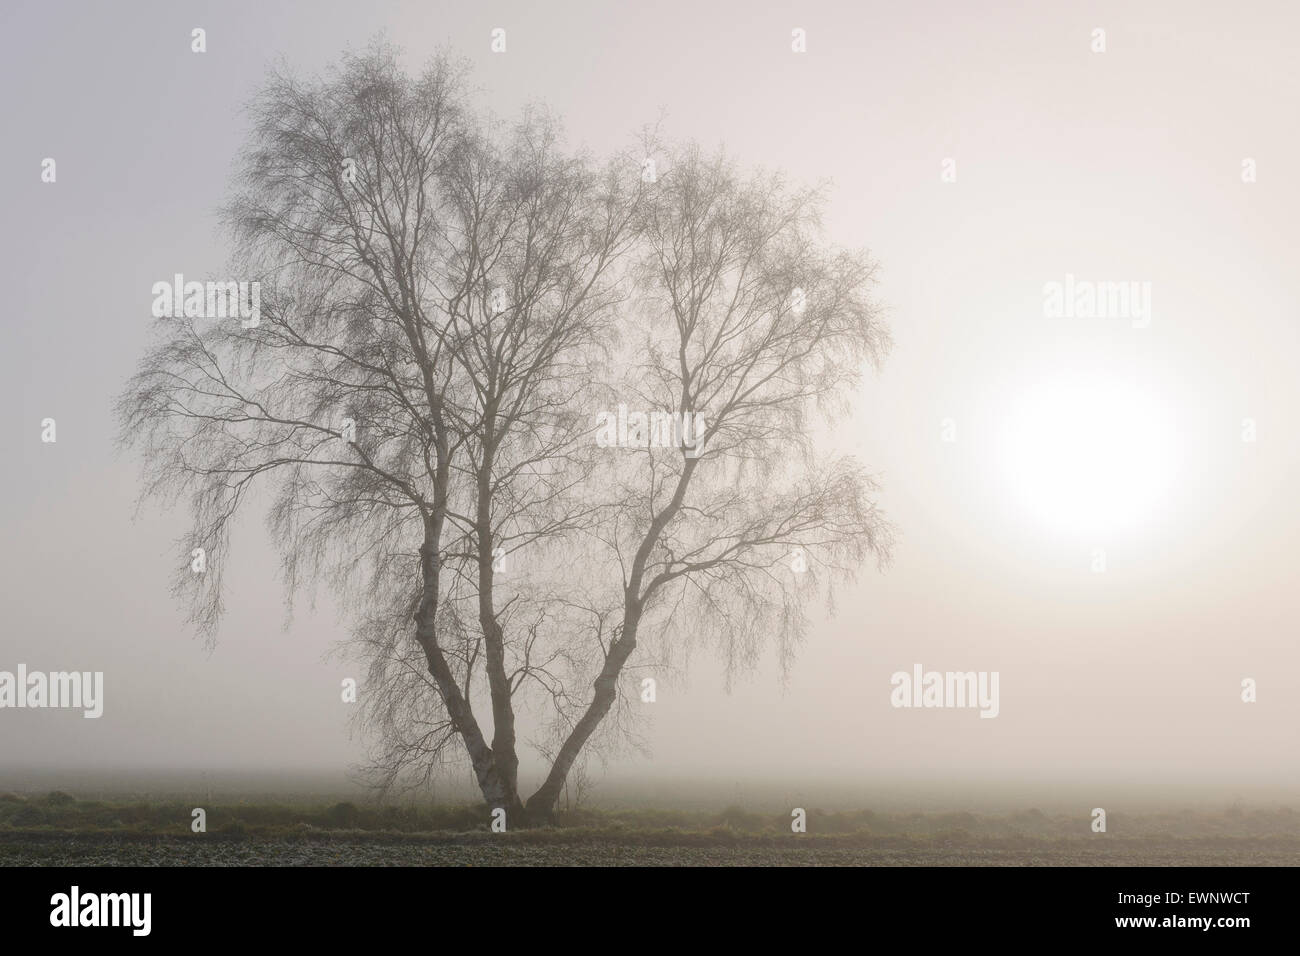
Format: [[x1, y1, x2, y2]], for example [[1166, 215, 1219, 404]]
[[2, 791, 1298, 841], [4, 792, 1297, 864]]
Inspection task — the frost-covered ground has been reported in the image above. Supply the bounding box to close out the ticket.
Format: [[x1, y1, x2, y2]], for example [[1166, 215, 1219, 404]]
[[4, 791, 1297, 866], [4, 834, 1297, 866]]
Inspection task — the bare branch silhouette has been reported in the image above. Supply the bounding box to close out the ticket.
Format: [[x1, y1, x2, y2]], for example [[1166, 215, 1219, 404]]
[[118, 43, 891, 825]]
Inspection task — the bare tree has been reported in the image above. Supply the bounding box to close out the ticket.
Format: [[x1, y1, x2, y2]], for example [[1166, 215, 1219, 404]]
[[118, 44, 891, 826], [522, 142, 893, 817]]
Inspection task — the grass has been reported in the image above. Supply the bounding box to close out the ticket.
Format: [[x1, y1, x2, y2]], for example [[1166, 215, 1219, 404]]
[[2, 790, 1298, 844]]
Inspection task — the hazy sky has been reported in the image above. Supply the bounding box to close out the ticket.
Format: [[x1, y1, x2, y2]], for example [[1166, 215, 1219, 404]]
[[2, 0, 1298, 798]]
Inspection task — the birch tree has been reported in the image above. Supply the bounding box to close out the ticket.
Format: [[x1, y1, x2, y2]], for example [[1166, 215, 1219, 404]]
[[119, 45, 892, 825]]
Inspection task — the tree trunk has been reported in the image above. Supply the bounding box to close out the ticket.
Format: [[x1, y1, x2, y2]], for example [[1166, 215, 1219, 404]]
[[525, 616, 641, 821], [412, 522, 522, 818]]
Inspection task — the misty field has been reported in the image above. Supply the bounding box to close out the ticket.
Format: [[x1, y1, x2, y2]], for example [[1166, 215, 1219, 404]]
[[5, 835, 1296, 867], [2, 792, 1297, 866]]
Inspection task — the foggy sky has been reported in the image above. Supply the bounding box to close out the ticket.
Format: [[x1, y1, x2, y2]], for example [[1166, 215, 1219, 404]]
[[2, 0, 1297, 798]]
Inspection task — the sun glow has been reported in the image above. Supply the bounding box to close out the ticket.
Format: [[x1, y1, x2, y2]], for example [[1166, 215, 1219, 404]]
[[997, 377, 1179, 538]]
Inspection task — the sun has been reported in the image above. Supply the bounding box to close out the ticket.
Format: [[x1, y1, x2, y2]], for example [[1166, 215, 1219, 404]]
[[996, 376, 1179, 538]]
